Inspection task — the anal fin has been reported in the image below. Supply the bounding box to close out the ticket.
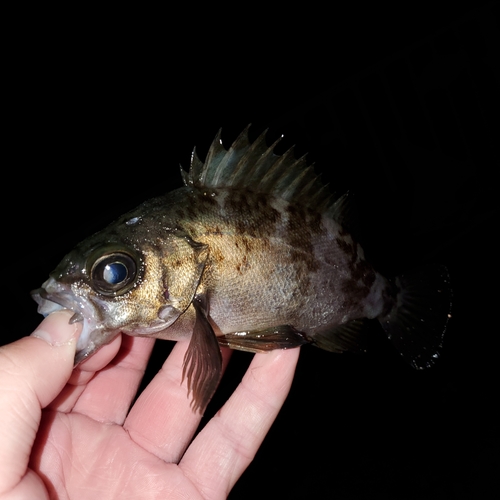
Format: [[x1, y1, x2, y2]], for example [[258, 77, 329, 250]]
[[310, 318, 368, 353], [217, 325, 310, 353]]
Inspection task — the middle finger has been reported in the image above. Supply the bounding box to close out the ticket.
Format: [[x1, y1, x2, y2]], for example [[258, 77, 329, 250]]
[[124, 339, 232, 463]]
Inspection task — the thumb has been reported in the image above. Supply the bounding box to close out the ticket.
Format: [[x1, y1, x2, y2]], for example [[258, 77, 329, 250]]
[[0, 310, 81, 495], [27, 310, 82, 406]]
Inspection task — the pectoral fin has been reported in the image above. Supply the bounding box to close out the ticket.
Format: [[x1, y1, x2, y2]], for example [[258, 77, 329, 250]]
[[182, 295, 222, 413], [218, 325, 310, 353]]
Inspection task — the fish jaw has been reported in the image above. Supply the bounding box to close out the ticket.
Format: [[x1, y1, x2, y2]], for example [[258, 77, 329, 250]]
[[30, 277, 115, 365]]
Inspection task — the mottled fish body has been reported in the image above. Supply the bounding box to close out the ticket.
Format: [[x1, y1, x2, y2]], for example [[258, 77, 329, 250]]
[[32, 126, 452, 412]]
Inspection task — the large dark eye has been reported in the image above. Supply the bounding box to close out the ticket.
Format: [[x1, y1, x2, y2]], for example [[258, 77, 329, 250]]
[[91, 252, 137, 296]]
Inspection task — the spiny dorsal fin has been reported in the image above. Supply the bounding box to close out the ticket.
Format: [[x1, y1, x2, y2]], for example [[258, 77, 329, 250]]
[[180, 125, 350, 222]]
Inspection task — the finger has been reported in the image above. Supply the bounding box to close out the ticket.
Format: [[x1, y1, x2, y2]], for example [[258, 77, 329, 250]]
[[47, 334, 123, 413], [179, 347, 300, 499], [69, 335, 156, 424], [75, 333, 123, 373], [0, 310, 81, 495], [124, 340, 232, 464]]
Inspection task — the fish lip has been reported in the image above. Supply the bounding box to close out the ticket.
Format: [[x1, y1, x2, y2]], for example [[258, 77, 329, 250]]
[[31, 280, 103, 362], [31, 286, 81, 313]]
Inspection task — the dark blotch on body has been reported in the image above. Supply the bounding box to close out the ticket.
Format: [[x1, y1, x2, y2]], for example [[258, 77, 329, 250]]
[[285, 205, 317, 270], [337, 236, 376, 309], [336, 236, 356, 261], [225, 191, 281, 238], [235, 254, 249, 274]]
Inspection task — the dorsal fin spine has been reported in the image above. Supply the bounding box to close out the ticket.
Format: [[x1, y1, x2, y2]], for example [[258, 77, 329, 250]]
[[182, 125, 348, 224]]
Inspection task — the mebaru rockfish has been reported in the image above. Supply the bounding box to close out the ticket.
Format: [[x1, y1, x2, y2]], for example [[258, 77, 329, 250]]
[[32, 126, 452, 412]]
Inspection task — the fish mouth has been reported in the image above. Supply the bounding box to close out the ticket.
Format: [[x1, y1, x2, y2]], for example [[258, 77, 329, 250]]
[[31, 278, 104, 365]]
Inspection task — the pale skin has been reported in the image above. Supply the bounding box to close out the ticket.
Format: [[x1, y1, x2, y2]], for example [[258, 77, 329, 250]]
[[0, 310, 300, 499]]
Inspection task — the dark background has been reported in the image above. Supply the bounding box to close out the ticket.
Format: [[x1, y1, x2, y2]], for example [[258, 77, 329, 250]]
[[3, 4, 498, 499]]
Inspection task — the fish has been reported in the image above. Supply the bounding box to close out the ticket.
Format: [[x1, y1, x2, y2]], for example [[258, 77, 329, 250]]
[[31, 125, 452, 412]]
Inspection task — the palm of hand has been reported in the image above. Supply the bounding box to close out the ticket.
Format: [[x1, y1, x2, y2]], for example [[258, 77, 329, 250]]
[[29, 335, 298, 500]]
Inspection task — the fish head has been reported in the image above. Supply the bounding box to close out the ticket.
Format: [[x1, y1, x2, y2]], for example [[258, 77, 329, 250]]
[[31, 219, 209, 365]]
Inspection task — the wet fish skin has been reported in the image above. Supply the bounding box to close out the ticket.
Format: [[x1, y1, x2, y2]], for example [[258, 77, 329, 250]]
[[31, 126, 452, 412]]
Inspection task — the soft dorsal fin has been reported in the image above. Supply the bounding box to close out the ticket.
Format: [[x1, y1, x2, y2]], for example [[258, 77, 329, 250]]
[[180, 125, 351, 224]]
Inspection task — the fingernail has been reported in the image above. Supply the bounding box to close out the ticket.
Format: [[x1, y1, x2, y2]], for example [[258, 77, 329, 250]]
[[31, 310, 81, 347]]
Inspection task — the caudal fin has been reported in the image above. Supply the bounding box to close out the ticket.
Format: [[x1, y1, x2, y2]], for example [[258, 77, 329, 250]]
[[378, 265, 452, 369]]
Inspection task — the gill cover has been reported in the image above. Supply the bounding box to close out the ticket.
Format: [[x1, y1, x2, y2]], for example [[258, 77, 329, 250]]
[[157, 232, 221, 414], [156, 232, 209, 327]]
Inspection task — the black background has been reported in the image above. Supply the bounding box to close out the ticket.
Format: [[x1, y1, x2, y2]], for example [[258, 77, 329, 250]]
[[3, 4, 498, 499]]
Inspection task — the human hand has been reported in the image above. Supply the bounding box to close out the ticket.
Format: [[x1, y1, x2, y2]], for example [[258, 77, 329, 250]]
[[0, 310, 299, 500]]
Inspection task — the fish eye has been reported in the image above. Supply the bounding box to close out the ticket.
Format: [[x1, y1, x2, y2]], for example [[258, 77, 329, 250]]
[[91, 252, 137, 296]]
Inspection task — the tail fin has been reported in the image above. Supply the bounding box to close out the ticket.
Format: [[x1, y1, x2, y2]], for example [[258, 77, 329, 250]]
[[378, 265, 452, 369]]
